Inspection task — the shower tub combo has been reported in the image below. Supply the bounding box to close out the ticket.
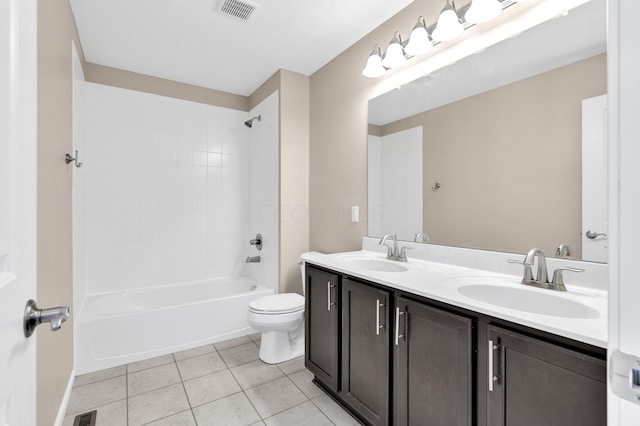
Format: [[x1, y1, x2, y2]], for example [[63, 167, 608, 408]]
[[75, 277, 273, 374]]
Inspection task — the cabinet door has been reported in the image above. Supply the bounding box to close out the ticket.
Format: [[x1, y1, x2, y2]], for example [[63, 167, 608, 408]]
[[487, 325, 606, 426], [394, 296, 473, 426], [342, 278, 391, 426], [305, 266, 340, 392]]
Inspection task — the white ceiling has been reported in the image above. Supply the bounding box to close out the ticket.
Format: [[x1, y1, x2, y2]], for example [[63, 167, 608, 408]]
[[70, 0, 415, 96]]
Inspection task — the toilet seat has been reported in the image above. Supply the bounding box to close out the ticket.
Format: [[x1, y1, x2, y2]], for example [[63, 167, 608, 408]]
[[249, 293, 305, 315]]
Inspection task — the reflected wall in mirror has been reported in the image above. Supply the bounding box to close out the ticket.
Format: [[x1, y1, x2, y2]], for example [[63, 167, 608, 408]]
[[367, 0, 607, 262]]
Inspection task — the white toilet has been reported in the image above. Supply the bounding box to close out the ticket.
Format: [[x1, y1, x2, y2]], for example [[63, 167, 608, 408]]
[[247, 264, 305, 364]]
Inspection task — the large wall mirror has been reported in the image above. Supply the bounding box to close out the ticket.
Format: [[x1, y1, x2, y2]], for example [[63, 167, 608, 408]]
[[367, 0, 607, 263]]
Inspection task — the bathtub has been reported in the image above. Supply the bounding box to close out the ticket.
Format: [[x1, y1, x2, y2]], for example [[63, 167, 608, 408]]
[[75, 278, 274, 374]]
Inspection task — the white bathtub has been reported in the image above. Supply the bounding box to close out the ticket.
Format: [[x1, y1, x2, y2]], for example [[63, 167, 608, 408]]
[[75, 278, 274, 374]]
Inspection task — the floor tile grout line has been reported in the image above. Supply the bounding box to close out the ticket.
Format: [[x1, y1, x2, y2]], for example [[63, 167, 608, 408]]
[[247, 375, 313, 421], [259, 397, 331, 424], [309, 395, 359, 426], [137, 408, 193, 426], [189, 390, 245, 410]]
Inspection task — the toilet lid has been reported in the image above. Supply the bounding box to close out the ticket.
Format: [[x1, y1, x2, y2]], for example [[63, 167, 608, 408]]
[[249, 293, 305, 314]]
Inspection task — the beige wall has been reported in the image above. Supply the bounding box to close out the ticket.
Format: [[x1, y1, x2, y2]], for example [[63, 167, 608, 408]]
[[85, 62, 249, 111], [37, 0, 83, 423], [249, 70, 311, 293], [309, 0, 444, 253], [279, 70, 310, 294], [378, 54, 607, 257]]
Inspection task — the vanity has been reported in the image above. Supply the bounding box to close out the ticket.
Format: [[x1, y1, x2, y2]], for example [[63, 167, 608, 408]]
[[301, 240, 607, 426]]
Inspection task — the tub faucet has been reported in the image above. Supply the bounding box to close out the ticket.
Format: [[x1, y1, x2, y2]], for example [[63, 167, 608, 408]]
[[246, 256, 261, 263]]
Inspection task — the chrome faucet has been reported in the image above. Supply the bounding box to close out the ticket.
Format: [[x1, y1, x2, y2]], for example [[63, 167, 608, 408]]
[[380, 234, 398, 260], [414, 232, 430, 243], [524, 248, 548, 285], [246, 256, 260, 263], [509, 248, 584, 292], [379, 234, 411, 262]]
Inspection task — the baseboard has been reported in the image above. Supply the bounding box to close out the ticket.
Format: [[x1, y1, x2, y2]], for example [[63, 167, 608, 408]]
[[54, 368, 75, 426]]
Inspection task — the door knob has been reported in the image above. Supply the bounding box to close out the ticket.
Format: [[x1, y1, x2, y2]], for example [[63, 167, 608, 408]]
[[585, 230, 607, 240], [23, 299, 70, 338]]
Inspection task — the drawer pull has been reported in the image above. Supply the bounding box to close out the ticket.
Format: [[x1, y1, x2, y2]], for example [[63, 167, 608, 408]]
[[376, 299, 385, 335], [395, 307, 406, 346], [327, 282, 335, 311]]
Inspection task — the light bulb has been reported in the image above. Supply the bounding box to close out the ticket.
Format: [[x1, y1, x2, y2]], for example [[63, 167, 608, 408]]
[[362, 46, 385, 78], [381, 32, 407, 68], [432, 2, 464, 42], [405, 17, 432, 56], [465, 0, 502, 24]]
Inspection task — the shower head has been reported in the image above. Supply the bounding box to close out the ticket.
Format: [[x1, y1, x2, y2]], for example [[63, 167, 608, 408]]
[[244, 115, 261, 128]]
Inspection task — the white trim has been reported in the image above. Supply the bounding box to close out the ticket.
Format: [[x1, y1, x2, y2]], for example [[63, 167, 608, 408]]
[[54, 369, 75, 426]]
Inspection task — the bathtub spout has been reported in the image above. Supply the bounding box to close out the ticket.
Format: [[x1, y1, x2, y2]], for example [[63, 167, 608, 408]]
[[246, 256, 261, 263]]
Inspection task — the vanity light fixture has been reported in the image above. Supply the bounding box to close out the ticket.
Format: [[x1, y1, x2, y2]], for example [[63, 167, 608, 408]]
[[362, 0, 528, 78], [465, 0, 503, 24], [381, 31, 407, 68], [432, 0, 464, 42], [405, 16, 433, 56], [362, 45, 386, 78]]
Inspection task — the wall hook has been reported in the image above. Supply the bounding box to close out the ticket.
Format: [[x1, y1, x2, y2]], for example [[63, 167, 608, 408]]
[[431, 181, 441, 191], [65, 150, 82, 168]]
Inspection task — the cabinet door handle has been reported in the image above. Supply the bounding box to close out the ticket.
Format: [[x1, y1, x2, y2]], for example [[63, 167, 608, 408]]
[[327, 282, 335, 311], [488, 339, 498, 392], [395, 307, 405, 346], [376, 299, 385, 335]]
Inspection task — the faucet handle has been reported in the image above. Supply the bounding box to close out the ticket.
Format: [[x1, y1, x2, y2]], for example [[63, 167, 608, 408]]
[[551, 267, 584, 290], [399, 246, 413, 262], [508, 259, 534, 282]]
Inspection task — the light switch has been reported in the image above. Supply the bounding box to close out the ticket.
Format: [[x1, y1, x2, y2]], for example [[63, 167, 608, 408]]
[[351, 206, 359, 223]]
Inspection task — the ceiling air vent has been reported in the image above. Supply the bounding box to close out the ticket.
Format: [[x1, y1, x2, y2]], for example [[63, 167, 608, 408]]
[[215, 0, 261, 22]]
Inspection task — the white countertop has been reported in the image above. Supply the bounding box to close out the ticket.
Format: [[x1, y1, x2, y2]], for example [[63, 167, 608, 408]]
[[301, 250, 608, 349]]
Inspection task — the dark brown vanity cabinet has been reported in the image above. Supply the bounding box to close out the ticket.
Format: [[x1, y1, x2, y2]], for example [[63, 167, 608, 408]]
[[486, 325, 607, 426], [305, 266, 341, 392], [342, 278, 391, 426], [394, 296, 473, 426], [304, 263, 606, 426]]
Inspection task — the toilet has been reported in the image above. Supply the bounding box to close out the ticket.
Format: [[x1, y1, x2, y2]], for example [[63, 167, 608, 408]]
[[247, 263, 305, 364]]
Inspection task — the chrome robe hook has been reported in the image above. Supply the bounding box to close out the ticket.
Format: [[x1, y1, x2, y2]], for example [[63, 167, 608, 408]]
[[65, 150, 82, 168]]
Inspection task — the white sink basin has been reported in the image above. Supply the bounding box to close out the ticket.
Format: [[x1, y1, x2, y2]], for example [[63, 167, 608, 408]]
[[457, 284, 599, 319]]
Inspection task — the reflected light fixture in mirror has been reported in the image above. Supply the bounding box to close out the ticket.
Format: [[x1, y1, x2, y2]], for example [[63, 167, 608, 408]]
[[362, 45, 386, 78], [465, 0, 503, 24], [405, 16, 433, 56], [381, 31, 407, 68], [432, 0, 464, 42]]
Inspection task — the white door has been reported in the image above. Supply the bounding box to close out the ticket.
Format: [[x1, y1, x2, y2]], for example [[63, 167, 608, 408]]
[[608, 0, 640, 423], [0, 0, 38, 425], [581, 95, 608, 263]]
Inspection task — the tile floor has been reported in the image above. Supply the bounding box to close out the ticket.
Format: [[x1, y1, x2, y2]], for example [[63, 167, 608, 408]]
[[63, 333, 360, 426]]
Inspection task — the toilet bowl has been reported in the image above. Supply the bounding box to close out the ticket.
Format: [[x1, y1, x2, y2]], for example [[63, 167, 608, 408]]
[[247, 263, 306, 364]]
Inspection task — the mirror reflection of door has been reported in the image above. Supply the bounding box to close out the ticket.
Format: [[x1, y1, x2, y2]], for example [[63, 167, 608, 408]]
[[368, 126, 423, 242], [582, 94, 608, 263]]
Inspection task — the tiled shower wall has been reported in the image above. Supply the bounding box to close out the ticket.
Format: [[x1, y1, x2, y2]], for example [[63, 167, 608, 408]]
[[76, 82, 269, 296]]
